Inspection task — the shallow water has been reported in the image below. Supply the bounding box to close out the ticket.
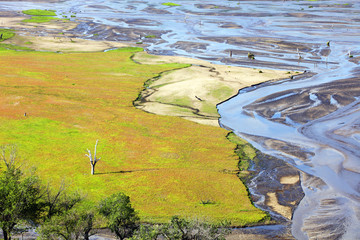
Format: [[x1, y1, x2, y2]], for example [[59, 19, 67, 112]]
[[1, 0, 360, 239], [2, 0, 357, 69]]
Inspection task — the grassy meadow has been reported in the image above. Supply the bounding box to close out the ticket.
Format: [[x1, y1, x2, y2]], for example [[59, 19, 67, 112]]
[[0, 46, 267, 225], [22, 9, 62, 23]]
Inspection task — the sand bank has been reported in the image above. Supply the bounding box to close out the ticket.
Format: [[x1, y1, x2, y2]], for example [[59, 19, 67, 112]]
[[133, 52, 299, 126]]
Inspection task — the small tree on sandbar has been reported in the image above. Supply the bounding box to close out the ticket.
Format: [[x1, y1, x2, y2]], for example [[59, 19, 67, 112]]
[[85, 140, 101, 175]]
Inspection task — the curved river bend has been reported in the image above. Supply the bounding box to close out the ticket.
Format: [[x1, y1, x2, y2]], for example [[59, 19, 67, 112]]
[[1, 0, 360, 239], [215, 2, 360, 239]]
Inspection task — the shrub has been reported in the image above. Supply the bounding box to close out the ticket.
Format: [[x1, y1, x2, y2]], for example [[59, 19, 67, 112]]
[[99, 192, 139, 240]]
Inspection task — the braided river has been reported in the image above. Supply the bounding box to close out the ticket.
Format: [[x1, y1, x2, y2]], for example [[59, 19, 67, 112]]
[[1, 0, 360, 239]]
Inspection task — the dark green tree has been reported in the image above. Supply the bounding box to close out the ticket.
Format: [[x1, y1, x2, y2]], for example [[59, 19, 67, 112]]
[[38, 181, 95, 240], [161, 216, 229, 240], [0, 145, 43, 240], [99, 192, 139, 240], [129, 224, 162, 240], [38, 205, 96, 240], [131, 217, 230, 240]]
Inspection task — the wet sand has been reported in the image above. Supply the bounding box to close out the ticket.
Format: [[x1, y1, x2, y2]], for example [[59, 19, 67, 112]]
[[244, 76, 360, 125]]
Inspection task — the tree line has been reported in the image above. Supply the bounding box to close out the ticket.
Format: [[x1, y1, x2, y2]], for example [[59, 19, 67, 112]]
[[0, 145, 229, 240]]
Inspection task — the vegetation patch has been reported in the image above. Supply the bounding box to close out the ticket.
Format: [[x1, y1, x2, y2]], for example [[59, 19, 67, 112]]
[[107, 47, 144, 53], [145, 35, 157, 38], [22, 9, 57, 16], [227, 132, 257, 180], [0, 29, 15, 42], [167, 96, 192, 106], [211, 85, 233, 100], [0, 43, 33, 51], [22, 16, 60, 23], [162, 2, 181, 6], [0, 48, 267, 225], [22, 9, 61, 23], [201, 101, 219, 116]]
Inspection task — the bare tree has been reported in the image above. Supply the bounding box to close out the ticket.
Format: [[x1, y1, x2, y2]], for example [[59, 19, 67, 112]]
[[45, 180, 66, 219], [0, 144, 17, 170], [44, 180, 83, 220], [85, 140, 101, 175]]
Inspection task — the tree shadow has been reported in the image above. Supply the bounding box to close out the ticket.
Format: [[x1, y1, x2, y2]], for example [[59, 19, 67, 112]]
[[95, 168, 160, 175]]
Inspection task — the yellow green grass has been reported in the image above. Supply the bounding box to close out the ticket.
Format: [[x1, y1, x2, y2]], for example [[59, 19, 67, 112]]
[[162, 2, 181, 6], [227, 132, 257, 181], [22, 9, 61, 23], [22, 16, 60, 23], [0, 43, 33, 51], [0, 29, 15, 42], [0, 47, 267, 225], [22, 9, 57, 16]]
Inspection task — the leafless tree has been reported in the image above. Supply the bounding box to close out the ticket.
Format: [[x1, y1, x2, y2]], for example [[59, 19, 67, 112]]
[[43, 180, 82, 219], [0, 144, 17, 170], [85, 140, 101, 175], [45, 180, 66, 219]]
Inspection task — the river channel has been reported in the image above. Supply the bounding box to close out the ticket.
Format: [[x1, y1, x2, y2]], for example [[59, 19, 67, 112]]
[[1, 0, 360, 239]]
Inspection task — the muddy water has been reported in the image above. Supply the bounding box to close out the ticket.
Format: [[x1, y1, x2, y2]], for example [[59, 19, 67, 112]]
[[1, 0, 360, 239], [214, 2, 360, 240]]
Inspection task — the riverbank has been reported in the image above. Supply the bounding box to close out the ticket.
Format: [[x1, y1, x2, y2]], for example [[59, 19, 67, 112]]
[[133, 52, 300, 126], [0, 11, 129, 52]]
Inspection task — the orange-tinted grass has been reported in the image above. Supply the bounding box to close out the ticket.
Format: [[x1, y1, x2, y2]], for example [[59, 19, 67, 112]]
[[0, 49, 266, 225]]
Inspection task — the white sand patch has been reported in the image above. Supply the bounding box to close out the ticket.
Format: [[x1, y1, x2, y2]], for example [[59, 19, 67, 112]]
[[5, 35, 129, 52], [134, 52, 297, 126], [280, 175, 300, 185], [267, 192, 292, 220]]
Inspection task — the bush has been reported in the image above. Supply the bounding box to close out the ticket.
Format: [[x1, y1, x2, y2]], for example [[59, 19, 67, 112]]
[[38, 206, 96, 240], [99, 192, 139, 240], [131, 216, 230, 240]]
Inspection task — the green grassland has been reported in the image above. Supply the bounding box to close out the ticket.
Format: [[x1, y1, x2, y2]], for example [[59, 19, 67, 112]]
[[22, 9, 57, 16], [0, 41, 33, 51], [162, 2, 181, 6], [22, 9, 62, 23], [0, 29, 15, 42], [0, 46, 267, 225], [22, 16, 60, 23]]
